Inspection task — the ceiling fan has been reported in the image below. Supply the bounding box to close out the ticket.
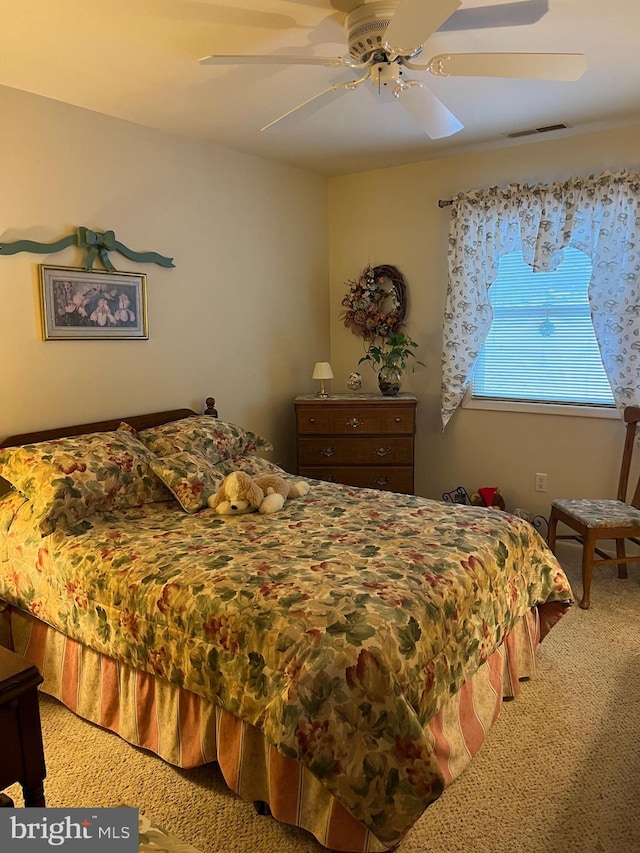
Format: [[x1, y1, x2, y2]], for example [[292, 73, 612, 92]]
[[199, 0, 587, 140]]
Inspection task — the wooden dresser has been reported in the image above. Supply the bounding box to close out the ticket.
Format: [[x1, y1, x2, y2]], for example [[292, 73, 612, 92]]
[[294, 393, 417, 494]]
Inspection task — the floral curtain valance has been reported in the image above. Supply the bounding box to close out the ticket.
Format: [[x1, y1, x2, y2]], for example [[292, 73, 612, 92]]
[[440, 169, 640, 429]]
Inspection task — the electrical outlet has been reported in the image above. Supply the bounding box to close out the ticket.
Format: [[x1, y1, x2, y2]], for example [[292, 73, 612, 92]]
[[535, 473, 548, 492]]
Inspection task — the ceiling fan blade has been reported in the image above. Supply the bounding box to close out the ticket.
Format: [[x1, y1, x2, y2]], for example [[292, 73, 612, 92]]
[[397, 83, 463, 139], [428, 52, 587, 81], [439, 0, 549, 32], [202, 4, 299, 30], [260, 80, 356, 132], [384, 0, 461, 56], [199, 53, 352, 68]]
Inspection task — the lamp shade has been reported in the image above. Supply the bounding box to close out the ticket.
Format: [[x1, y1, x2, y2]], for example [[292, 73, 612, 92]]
[[312, 362, 334, 380]]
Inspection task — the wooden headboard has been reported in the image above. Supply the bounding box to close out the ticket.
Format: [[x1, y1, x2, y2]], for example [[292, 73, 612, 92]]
[[0, 397, 218, 449], [0, 396, 218, 493]]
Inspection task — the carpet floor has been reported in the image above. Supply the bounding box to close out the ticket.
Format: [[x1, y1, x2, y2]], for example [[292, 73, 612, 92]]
[[6, 542, 640, 853]]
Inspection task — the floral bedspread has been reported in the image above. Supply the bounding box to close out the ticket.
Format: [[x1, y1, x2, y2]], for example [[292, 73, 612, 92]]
[[0, 480, 572, 846]]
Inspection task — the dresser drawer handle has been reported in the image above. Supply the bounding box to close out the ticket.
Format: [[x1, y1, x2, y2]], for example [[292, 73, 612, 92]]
[[346, 417, 363, 429], [394, 417, 401, 423], [308, 417, 316, 424], [374, 476, 391, 487], [320, 447, 337, 457], [375, 447, 391, 457]]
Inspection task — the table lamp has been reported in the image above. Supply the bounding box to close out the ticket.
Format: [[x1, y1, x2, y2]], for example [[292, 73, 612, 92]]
[[312, 362, 333, 397]]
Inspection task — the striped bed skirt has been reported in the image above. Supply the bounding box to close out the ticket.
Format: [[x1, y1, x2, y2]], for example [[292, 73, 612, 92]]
[[6, 604, 544, 852]]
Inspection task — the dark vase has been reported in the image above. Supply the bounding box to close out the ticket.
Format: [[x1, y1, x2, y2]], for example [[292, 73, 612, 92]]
[[378, 365, 402, 396]]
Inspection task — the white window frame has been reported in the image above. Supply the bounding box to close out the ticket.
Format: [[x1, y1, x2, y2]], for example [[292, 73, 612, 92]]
[[462, 246, 617, 420], [461, 388, 618, 419]]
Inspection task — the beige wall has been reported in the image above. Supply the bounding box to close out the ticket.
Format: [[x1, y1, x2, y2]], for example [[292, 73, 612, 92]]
[[329, 124, 640, 515], [0, 86, 330, 473]]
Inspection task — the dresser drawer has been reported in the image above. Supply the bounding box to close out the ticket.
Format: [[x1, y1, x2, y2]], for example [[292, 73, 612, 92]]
[[299, 466, 414, 494], [298, 436, 413, 466], [297, 404, 415, 435], [381, 406, 415, 433], [328, 407, 383, 434], [295, 407, 333, 434], [297, 405, 382, 435]]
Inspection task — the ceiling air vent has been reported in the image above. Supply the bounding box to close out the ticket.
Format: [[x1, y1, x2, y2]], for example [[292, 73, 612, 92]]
[[506, 123, 568, 138]]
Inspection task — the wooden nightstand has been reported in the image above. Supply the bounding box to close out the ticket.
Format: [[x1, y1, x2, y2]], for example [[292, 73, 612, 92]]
[[0, 645, 46, 807], [294, 393, 417, 494]]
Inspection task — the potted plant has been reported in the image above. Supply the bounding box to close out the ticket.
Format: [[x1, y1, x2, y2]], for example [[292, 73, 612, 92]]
[[358, 332, 424, 396]]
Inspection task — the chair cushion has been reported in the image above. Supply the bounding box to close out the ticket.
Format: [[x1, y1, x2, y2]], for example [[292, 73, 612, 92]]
[[552, 498, 640, 529]]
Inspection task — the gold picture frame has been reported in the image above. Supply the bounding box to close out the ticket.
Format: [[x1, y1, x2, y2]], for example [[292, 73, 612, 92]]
[[39, 265, 148, 341]]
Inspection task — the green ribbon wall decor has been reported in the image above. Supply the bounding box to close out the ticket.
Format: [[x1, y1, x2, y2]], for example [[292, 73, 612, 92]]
[[0, 226, 174, 271]]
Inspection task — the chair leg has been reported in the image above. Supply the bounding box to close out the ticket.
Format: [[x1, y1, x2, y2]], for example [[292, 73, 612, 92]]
[[615, 538, 628, 579], [547, 511, 557, 550], [580, 530, 596, 610]]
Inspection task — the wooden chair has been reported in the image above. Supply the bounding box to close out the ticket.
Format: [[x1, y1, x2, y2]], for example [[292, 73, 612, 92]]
[[548, 406, 640, 609]]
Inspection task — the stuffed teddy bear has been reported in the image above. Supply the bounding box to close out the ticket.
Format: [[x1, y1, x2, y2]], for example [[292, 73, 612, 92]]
[[208, 471, 310, 515]]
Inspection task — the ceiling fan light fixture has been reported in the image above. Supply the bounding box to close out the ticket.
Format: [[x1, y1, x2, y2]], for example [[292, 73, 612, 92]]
[[370, 61, 402, 88]]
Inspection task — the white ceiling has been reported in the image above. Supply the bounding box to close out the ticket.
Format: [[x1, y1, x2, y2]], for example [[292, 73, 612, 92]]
[[2, 0, 639, 176]]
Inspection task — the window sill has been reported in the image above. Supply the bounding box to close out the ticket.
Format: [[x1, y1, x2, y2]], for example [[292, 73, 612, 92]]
[[462, 393, 619, 419]]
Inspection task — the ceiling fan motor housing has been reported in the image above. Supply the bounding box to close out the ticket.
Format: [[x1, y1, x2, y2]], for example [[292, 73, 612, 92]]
[[346, 1, 421, 63]]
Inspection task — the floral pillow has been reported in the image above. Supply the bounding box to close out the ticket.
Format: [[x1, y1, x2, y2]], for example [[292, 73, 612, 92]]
[[0, 429, 171, 536], [149, 451, 225, 514], [149, 452, 285, 514], [136, 416, 273, 463]]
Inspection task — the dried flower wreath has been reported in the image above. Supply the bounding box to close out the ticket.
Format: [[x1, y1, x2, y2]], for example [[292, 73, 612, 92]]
[[341, 264, 407, 341]]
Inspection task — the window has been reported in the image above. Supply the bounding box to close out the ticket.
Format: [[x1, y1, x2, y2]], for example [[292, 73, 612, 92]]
[[470, 247, 615, 409]]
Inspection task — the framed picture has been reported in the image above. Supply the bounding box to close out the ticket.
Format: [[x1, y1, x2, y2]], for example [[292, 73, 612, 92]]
[[39, 265, 148, 340]]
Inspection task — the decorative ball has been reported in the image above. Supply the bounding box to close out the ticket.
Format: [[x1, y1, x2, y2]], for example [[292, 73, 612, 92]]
[[347, 372, 363, 391]]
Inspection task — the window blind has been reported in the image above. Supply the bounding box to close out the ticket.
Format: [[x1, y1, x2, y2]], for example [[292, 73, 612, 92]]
[[471, 247, 615, 407]]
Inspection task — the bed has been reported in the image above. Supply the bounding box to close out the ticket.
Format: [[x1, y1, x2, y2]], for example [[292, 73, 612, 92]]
[[0, 399, 573, 851]]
